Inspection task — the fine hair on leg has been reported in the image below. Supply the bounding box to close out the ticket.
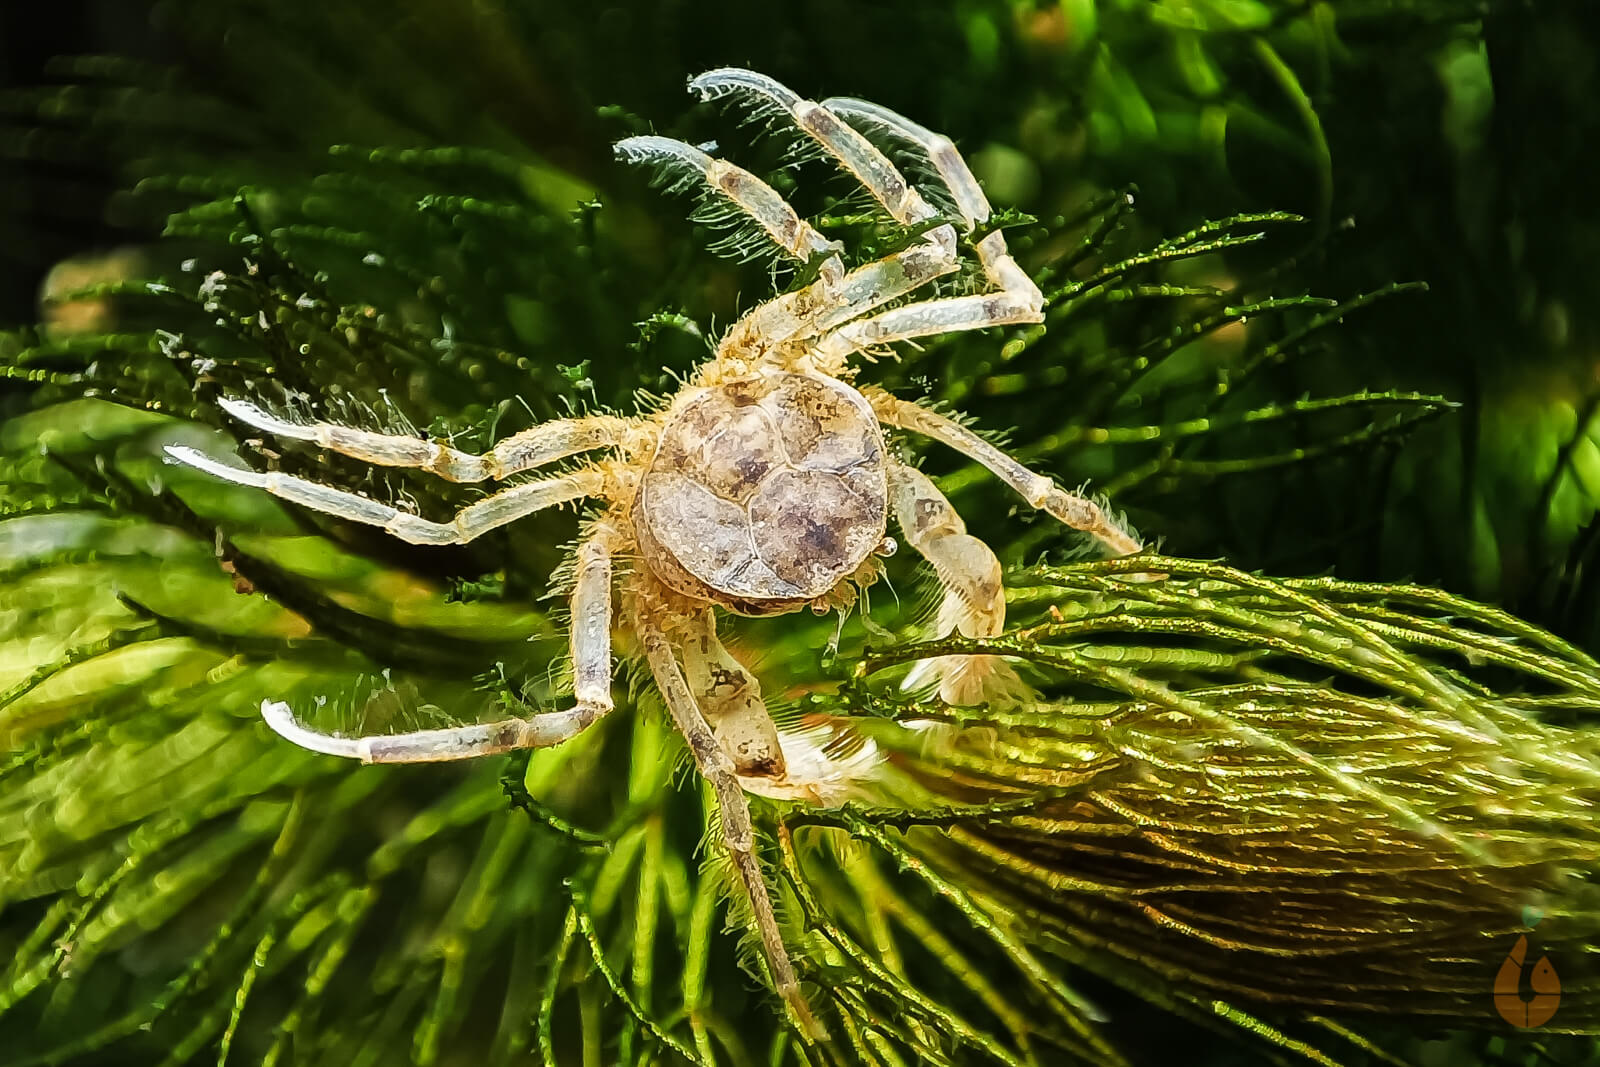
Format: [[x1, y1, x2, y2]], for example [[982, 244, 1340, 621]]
[[165, 446, 605, 546], [688, 68, 939, 230], [819, 95, 1043, 306], [614, 135, 844, 282], [867, 391, 1142, 557], [815, 292, 1044, 365], [888, 460, 1026, 705], [214, 397, 632, 482]]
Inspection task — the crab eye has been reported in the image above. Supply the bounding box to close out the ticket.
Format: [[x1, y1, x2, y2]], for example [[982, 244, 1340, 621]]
[[875, 536, 898, 558]]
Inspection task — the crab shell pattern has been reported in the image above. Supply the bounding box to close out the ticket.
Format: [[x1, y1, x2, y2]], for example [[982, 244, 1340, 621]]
[[634, 371, 888, 616]]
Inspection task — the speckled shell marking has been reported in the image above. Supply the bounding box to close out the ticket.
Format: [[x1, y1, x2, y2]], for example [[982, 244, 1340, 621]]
[[634, 372, 888, 612]]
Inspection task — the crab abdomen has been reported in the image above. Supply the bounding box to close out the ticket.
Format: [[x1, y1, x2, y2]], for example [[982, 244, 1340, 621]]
[[635, 372, 887, 613]]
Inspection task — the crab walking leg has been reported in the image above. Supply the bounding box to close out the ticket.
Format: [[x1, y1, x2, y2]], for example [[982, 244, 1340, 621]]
[[217, 397, 632, 482], [889, 462, 1018, 704], [639, 619, 821, 1039], [867, 391, 1143, 557], [681, 610, 786, 778], [821, 97, 1043, 306], [262, 532, 616, 763], [614, 136, 843, 284], [814, 292, 1044, 365], [889, 462, 1005, 636], [165, 446, 604, 546], [689, 69, 941, 232], [722, 233, 959, 364]]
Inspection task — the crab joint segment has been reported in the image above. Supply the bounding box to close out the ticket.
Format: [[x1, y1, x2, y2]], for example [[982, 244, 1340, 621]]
[[614, 135, 844, 283], [815, 292, 1044, 364], [638, 617, 822, 1040], [164, 447, 604, 546], [215, 398, 632, 482], [821, 95, 1043, 307], [889, 461, 1019, 705], [866, 392, 1143, 558], [682, 610, 787, 779], [258, 530, 616, 763], [689, 68, 939, 231]]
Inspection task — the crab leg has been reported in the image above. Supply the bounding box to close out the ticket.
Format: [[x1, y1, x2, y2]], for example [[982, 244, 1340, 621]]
[[164, 447, 603, 546], [657, 70, 971, 361], [868, 391, 1142, 557], [719, 236, 959, 368], [890, 462, 1006, 636], [684, 71, 1047, 366], [690, 69, 942, 233], [681, 610, 787, 778], [615, 136, 843, 284], [638, 617, 821, 1039], [820, 96, 1042, 306], [214, 397, 631, 482], [814, 291, 1043, 364], [261, 529, 616, 762], [888, 461, 1018, 704]]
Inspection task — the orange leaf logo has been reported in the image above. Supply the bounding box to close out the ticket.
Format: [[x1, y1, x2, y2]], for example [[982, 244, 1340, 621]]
[[1493, 934, 1561, 1028]]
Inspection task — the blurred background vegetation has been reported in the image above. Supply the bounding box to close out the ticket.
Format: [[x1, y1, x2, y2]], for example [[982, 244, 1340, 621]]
[[4, 1, 1600, 1065]]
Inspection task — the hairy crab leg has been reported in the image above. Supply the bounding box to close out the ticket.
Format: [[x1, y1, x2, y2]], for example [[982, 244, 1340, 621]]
[[867, 391, 1143, 557], [214, 397, 632, 482], [629, 70, 964, 362], [813, 291, 1044, 365], [164, 446, 604, 546], [689, 68, 944, 235], [260, 529, 617, 762], [821, 96, 1043, 307], [614, 135, 844, 286], [889, 461, 1006, 634], [887, 461, 1022, 705], [718, 236, 959, 364], [681, 610, 787, 778], [638, 617, 823, 1041], [685, 69, 979, 358], [685, 71, 1048, 369]]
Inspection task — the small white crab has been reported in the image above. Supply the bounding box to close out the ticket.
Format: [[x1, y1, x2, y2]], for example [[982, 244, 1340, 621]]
[[165, 68, 1141, 1035]]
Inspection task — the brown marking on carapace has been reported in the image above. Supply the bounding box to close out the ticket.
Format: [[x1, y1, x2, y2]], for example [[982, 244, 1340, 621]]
[[633, 371, 887, 615]]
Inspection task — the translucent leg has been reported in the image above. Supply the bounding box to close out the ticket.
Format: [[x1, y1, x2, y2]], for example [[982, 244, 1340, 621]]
[[669, 69, 972, 366], [164, 446, 603, 546], [681, 610, 786, 778], [717, 230, 960, 368], [217, 397, 631, 481], [814, 291, 1043, 364], [820, 96, 1042, 306], [615, 135, 843, 282], [890, 462, 1005, 634], [261, 530, 616, 762], [689, 68, 941, 230], [638, 617, 821, 1039], [888, 461, 1022, 705], [868, 392, 1142, 557]]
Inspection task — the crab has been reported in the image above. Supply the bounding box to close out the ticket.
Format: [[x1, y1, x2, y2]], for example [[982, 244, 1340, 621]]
[[163, 68, 1142, 1036]]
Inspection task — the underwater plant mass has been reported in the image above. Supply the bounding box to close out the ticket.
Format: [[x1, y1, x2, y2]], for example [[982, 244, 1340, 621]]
[[2, 2, 1600, 1065]]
